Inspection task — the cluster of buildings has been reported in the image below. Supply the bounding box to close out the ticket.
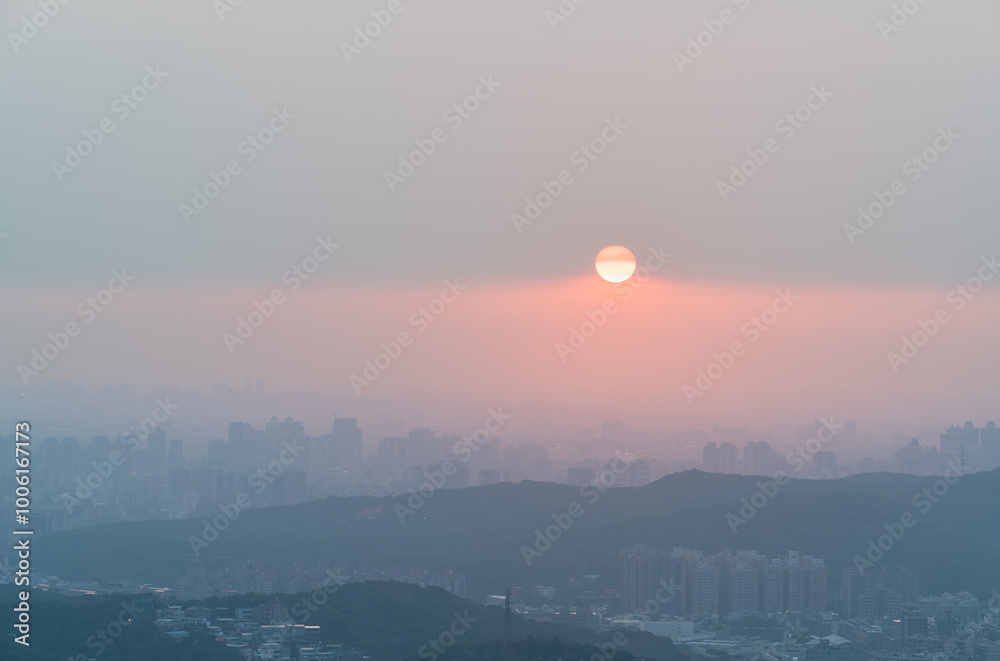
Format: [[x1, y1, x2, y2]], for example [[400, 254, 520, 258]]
[[834, 591, 1000, 659], [31, 413, 660, 536], [620, 547, 827, 617], [610, 552, 1000, 661], [152, 599, 366, 660], [173, 557, 465, 602], [939, 422, 1000, 472], [842, 567, 920, 619], [835, 569, 1000, 659], [702, 423, 853, 480], [566, 457, 651, 487], [700, 420, 1000, 480]]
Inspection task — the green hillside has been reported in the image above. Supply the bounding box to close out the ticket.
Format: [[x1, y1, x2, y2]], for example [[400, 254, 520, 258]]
[[34, 469, 1000, 598]]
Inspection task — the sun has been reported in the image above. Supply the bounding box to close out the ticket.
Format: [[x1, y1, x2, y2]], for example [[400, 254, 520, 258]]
[[595, 245, 636, 283]]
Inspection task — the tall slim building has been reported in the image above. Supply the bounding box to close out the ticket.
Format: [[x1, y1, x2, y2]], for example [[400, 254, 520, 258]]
[[842, 568, 863, 618], [620, 546, 661, 613], [807, 556, 828, 610], [692, 561, 720, 615], [168, 439, 183, 468], [148, 428, 167, 467], [228, 422, 257, 457], [703, 442, 721, 473], [331, 417, 363, 472], [766, 559, 786, 614], [661, 548, 700, 616], [732, 562, 760, 614], [743, 441, 777, 476]]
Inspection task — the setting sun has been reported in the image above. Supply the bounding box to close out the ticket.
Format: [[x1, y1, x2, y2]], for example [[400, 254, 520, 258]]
[[595, 245, 637, 283]]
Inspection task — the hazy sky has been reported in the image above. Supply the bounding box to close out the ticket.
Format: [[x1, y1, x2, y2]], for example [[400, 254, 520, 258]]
[[2, 0, 999, 422]]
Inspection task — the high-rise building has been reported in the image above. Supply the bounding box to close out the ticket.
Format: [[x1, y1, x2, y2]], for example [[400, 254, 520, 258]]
[[331, 418, 362, 472], [604, 459, 627, 487], [806, 556, 828, 610], [940, 421, 980, 455], [168, 439, 183, 467], [859, 586, 902, 619], [743, 441, 777, 476], [814, 451, 838, 479], [719, 442, 739, 473], [982, 421, 1000, 462], [661, 548, 699, 616], [843, 568, 863, 618], [703, 442, 721, 473], [620, 545, 661, 613], [732, 561, 760, 614], [646, 548, 826, 617], [765, 559, 785, 614], [228, 422, 257, 456], [692, 561, 719, 615], [627, 458, 650, 487], [148, 428, 167, 467], [378, 437, 408, 471]]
